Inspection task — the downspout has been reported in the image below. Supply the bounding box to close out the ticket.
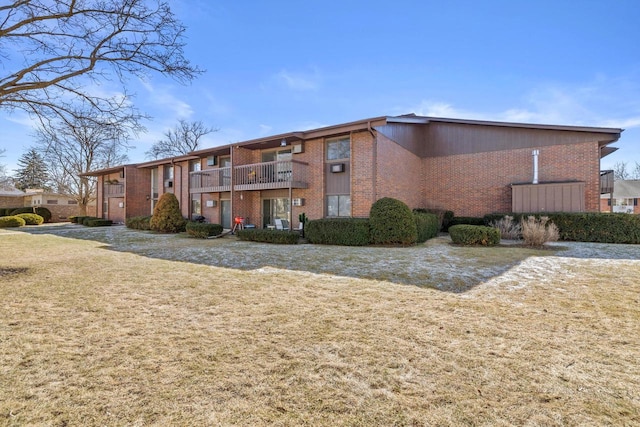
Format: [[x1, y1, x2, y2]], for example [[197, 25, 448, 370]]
[[230, 145, 235, 229], [367, 121, 377, 203], [171, 158, 184, 217]]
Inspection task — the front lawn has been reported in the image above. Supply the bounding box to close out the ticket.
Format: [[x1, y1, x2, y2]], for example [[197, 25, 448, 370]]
[[1, 226, 639, 425]]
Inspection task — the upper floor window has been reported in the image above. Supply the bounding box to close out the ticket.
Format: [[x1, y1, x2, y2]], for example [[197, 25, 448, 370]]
[[326, 136, 350, 161], [163, 165, 174, 180], [190, 160, 201, 172]]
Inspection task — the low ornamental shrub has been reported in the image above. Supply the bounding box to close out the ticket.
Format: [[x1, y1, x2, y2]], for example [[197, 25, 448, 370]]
[[449, 224, 501, 246], [186, 222, 223, 238], [125, 216, 152, 230], [150, 193, 187, 233], [82, 216, 99, 226], [306, 218, 371, 246], [68, 216, 78, 224], [15, 213, 44, 225], [369, 197, 417, 246], [0, 216, 26, 228], [86, 219, 113, 227], [521, 216, 559, 247], [414, 211, 440, 243], [489, 215, 522, 240], [483, 212, 640, 244], [236, 229, 300, 244]]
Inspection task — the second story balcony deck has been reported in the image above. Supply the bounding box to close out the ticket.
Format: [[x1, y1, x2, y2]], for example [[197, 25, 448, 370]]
[[190, 160, 309, 194], [600, 169, 614, 194]]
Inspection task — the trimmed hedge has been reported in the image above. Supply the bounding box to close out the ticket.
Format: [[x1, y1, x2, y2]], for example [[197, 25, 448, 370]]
[[16, 213, 44, 225], [236, 229, 300, 244], [186, 222, 223, 238], [447, 216, 485, 230], [82, 216, 100, 226], [449, 225, 501, 246], [369, 197, 417, 246], [414, 211, 440, 243], [0, 216, 26, 228], [483, 212, 640, 244], [306, 218, 371, 246], [86, 219, 113, 227], [414, 208, 454, 231], [35, 207, 52, 223], [126, 216, 152, 230]]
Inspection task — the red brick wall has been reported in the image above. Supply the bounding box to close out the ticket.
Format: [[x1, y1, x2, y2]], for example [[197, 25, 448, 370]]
[[375, 132, 423, 211], [350, 131, 375, 217], [291, 137, 325, 224], [125, 166, 152, 218], [424, 141, 601, 217]]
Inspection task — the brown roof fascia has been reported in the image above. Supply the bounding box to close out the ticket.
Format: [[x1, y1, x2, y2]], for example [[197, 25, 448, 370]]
[[136, 155, 199, 169], [79, 164, 131, 177], [388, 115, 622, 141]]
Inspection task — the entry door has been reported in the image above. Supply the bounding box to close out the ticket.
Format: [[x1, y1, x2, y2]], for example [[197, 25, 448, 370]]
[[221, 200, 231, 229], [262, 198, 289, 228]]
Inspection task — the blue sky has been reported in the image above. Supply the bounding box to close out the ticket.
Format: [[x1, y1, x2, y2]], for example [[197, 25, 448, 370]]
[[1, 0, 639, 173]]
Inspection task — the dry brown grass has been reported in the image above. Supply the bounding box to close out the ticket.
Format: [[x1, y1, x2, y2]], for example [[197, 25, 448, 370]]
[[1, 227, 639, 426]]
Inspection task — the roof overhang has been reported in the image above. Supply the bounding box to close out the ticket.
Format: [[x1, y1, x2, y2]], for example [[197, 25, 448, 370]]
[[136, 155, 199, 169]]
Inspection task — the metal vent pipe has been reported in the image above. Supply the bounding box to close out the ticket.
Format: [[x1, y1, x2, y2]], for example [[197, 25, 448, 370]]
[[532, 149, 540, 184]]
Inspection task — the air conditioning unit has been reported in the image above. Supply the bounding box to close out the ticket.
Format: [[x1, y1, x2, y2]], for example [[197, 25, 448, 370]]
[[164, 179, 173, 188], [292, 143, 304, 154], [206, 200, 217, 207], [330, 163, 345, 173], [292, 198, 305, 206]]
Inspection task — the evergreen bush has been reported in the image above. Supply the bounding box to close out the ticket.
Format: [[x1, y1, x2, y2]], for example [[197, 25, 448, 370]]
[[9, 207, 36, 216], [186, 222, 223, 238], [86, 219, 113, 227], [448, 216, 486, 228], [149, 193, 186, 233], [414, 208, 455, 231], [126, 216, 152, 230], [16, 213, 44, 225], [414, 211, 440, 243], [306, 218, 371, 246], [369, 197, 417, 246], [82, 216, 99, 226], [0, 216, 26, 228], [449, 225, 500, 246], [236, 229, 300, 244], [34, 207, 52, 223]]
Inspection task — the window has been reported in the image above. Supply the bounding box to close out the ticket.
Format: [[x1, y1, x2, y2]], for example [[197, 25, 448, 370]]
[[327, 195, 351, 217], [67, 200, 78, 205], [190, 160, 201, 172], [326, 136, 350, 161], [163, 165, 174, 180], [47, 199, 58, 205]]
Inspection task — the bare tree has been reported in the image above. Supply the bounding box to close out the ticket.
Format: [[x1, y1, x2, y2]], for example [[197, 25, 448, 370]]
[[613, 161, 629, 181], [36, 105, 142, 214], [632, 162, 640, 180], [146, 119, 217, 159], [0, 0, 202, 123]]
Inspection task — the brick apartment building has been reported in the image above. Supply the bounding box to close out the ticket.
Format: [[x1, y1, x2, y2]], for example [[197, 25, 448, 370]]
[[600, 180, 640, 214], [83, 114, 622, 228]]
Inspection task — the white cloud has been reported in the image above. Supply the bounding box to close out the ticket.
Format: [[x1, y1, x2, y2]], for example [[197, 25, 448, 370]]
[[139, 79, 194, 119]]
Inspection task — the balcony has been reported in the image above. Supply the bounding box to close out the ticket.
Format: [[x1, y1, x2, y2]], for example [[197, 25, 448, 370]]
[[234, 160, 309, 191], [104, 183, 124, 197], [600, 170, 614, 194], [189, 167, 232, 193]]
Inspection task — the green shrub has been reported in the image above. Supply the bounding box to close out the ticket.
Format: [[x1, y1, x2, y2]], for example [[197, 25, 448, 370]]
[[86, 219, 113, 227], [449, 225, 501, 246], [448, 216, 486, 229], [306, 218, 371, 246], [414, 208, 454, 231], [82, 216, 99, 226], [0, 216, 26, 228], [483, 212, 640, 244], [16, 213, 44, 225], [126, 216, 152, 230], [414, 211, 440, 243], [34, 207, 52, 223], [186, 222, 223, 238], [236, 229, 300, 244], [68, 216, 78, 223], [0, 208, 9, 216], [369, 197, 417, 246], [150, 193, 186, 233]]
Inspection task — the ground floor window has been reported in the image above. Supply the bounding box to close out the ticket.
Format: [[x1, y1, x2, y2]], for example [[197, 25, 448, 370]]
[[327, 195, 351, 217], [263, 198, 289, 228]]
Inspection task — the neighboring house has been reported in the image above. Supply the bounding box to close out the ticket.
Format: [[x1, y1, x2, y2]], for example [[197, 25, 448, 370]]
[[0, 187, 26, 210], [82, 114, 622, 229], [600, 180, 640, 214], [24, 189, 96, 221]]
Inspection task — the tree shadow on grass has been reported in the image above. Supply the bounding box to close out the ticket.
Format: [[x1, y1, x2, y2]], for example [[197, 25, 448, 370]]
[[17, 224, 640, 293]]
